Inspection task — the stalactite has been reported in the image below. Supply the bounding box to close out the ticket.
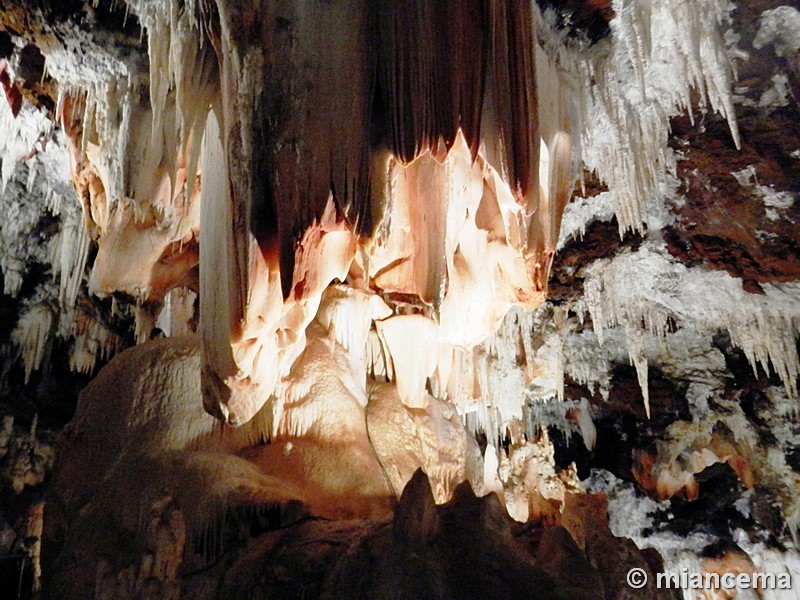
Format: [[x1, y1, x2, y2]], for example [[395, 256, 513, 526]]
[[562, 329, 612, 400], [211, 0, 371, 300], [314, 285, 391, 378], [54, 207, 90, 312], [402, 151, 450, 315], [375, 0, 487, 161], [198, 108, 246, 421], [69, 313, 126, 375], [133, 306, 156, 345], [155, 288, 197, 337], [58, 78, 134, 213], [536, 0, 740, 235], [527, 43, 579, 291], [1, 159, 49, 298], [0, 81, 52, 192], [623, 323, 651, 418], [376, 315, 439, 410], [12, 305, 53, 384], [582, 246, 800, 406], [201, 101, 358, 425], [484, 0, 540, 211]]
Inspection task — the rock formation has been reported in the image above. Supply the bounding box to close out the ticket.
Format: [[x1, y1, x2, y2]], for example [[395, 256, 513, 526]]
[[0, 0, 799, 598]]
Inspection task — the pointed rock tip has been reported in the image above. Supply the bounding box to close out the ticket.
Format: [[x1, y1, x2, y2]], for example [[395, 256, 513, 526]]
[[393, 469, 440, 545]]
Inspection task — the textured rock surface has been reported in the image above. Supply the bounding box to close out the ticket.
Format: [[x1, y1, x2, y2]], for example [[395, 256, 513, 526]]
[[0, 0, 799, 598]]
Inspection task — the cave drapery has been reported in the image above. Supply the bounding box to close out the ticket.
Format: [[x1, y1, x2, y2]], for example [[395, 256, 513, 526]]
[[1, 0, 800, 598]]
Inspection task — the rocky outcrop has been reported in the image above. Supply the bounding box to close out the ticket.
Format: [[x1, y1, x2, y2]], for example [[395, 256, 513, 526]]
[[48, 466, 680, 600]]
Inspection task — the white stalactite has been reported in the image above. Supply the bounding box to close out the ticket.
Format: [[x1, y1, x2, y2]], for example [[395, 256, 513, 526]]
[[537, 0, 740, 235], [54, 208, 90, 312], [582, 244, 800, 409], [12, 305, 53, 384]]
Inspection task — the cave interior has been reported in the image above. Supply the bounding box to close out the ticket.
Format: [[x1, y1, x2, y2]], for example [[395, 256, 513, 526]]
[[1, 0, 800, 598]]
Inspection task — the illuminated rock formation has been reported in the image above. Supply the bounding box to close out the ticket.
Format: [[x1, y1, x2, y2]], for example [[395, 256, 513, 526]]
[[0, 0, 799, 598]]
